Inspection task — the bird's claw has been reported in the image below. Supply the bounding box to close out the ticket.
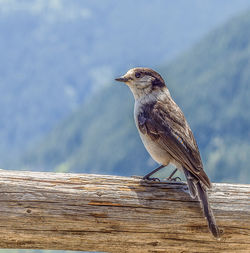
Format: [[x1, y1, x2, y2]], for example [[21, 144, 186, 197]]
[[143, 177, 161, 182], [166, 176, 182, 182]]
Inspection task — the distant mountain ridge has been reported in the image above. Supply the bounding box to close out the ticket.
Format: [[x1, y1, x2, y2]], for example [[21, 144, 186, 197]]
[[1, 0, 250, 167], [20, 10, 250, 184]]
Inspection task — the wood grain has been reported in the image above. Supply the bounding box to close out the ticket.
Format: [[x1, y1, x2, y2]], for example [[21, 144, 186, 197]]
[[0, 170, 249, 252]]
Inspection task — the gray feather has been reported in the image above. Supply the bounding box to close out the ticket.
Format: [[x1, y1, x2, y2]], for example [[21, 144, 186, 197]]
[[183, 168, 197, 198], [196, 181, 221, 238], [183, 167, 220, 238]]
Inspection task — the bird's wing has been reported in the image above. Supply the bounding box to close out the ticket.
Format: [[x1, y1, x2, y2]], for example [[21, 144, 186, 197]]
[[138, 100, 211, 188]]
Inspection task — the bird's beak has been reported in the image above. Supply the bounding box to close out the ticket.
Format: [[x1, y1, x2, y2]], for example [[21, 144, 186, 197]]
[[115, 76, 129, 83]]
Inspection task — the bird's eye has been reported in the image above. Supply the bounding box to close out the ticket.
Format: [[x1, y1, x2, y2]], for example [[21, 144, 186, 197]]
[[135, 72, 141, 78]]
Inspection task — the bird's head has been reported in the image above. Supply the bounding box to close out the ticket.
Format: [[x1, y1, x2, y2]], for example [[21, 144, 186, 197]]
[[115, 67, 166, 99]]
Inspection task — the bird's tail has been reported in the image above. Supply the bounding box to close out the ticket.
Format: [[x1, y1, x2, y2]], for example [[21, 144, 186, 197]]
[[183, 168, 221, 239]]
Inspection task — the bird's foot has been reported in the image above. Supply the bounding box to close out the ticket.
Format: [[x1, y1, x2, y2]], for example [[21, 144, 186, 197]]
[[142, 165, 165, 182], [166, 176, 182, 182], [143, 176, 160, 182]]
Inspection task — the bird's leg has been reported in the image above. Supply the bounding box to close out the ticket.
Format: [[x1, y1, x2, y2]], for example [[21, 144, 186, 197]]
[[166, 168, 181, 181], [143, 165, 165, 181], [167, 168, 178, 180]]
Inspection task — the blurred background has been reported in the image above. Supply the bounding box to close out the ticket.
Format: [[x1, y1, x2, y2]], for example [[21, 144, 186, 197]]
[[0, 0, 250, 252]]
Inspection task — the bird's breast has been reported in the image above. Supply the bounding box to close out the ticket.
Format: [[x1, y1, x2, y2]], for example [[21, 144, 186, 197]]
[[134, 101, 171, 165]]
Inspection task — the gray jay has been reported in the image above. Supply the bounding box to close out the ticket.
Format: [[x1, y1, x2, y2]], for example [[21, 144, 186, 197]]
[[115, 67, 220, 238]]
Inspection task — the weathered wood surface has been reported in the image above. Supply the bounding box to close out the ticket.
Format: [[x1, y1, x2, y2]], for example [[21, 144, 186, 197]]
[[0, 170, 249, 253]]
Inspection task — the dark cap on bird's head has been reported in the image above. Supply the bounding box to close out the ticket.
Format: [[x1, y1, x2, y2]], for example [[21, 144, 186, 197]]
[[115, 67, 166, 89]]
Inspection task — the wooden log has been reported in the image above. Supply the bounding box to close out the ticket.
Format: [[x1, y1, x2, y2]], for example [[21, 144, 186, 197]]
[[0, 170, 249, 253]]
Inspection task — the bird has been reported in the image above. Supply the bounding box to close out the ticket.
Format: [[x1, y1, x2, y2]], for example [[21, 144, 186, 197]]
[[115, 67, 220, 238]]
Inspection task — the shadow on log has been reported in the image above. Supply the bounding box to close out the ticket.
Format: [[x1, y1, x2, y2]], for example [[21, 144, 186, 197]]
[[0, 170, 249, 252]]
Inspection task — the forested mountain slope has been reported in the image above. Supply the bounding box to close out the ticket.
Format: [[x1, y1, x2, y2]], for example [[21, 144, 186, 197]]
[[21, 10, 250, 183]]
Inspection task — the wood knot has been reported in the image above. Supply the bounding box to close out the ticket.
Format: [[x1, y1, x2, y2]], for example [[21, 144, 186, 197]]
[[148, 241, 159, 246]]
